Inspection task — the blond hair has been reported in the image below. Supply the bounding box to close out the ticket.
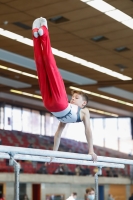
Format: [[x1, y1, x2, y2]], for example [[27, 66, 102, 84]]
[[71, 90, 89, 104]]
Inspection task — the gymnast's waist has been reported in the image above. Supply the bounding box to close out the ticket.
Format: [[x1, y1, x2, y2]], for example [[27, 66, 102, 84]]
[[51, 104, 82, 123]]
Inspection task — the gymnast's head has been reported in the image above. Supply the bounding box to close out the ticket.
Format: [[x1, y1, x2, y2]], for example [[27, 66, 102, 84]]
[[70, 90, 89, 108]]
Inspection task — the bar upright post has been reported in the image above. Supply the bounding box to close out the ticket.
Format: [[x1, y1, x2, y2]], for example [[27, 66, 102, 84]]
[[95, 167, 102, 200], [9, 154, 20, 200]]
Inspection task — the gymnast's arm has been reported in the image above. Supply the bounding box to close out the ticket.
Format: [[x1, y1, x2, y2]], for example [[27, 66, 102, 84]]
[[82, 108, 97, 162], [53, 122, 66, 151]]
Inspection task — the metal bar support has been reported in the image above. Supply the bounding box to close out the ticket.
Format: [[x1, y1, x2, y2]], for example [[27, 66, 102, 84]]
[[9, 153, 20, 200], [95, 167, 102, 200], [0, 145, 132, 165], [0, 152, 124, 168]]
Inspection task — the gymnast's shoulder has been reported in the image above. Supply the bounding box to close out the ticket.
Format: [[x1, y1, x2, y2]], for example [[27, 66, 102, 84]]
[[80, 107, 90, 120]]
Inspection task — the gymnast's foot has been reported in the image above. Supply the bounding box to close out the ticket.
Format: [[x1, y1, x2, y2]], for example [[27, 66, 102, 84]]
[[32, 18, 41, 38], [38, 17, 48, 36]]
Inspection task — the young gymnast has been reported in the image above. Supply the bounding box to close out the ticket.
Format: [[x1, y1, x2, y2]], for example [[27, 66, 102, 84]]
[[32, 17, 97, 162]]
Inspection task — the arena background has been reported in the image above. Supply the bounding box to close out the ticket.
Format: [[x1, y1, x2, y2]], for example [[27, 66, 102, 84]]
[[0, 0, 133, 200]]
